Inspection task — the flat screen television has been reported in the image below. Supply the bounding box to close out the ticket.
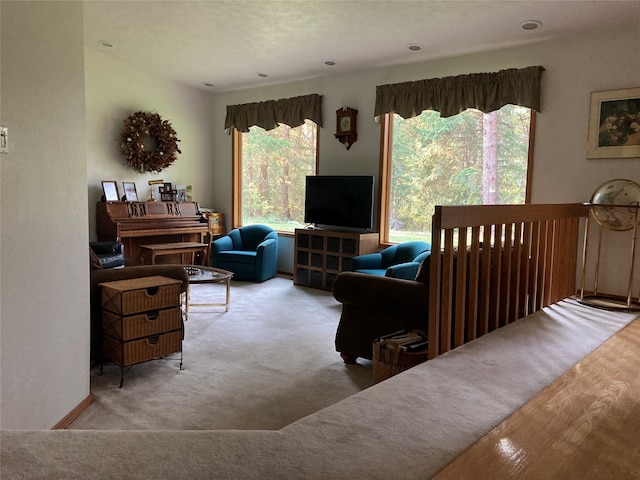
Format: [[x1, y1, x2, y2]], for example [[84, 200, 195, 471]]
[[304, 175, 374, 231]]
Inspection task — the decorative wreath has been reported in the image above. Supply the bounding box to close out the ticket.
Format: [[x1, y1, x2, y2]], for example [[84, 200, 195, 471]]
[[120, 111, 181, 173]]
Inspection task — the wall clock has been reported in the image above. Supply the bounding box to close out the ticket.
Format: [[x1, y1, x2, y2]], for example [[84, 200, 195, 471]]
[[334, 107, 358, 150]]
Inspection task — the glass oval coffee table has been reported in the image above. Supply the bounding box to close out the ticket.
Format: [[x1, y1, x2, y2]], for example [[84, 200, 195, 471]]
[[183, 265, 233, 317]]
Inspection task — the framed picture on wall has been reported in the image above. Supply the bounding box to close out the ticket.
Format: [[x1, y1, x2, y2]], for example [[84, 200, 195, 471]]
[[122, 181, 138, 202], [101, 180, 120, 202], [587, 87, 640, 159]]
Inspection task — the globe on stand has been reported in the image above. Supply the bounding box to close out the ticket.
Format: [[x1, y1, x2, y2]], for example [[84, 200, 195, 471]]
[[579, 178, 640, 311], [589, 178, 640, 231]]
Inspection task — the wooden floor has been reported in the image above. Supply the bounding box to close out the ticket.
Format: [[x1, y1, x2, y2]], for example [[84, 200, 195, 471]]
[[432, 318, 640, 479]]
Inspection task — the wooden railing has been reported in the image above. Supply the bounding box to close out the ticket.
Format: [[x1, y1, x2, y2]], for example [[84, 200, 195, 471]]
[[427, 203, 589, 360]]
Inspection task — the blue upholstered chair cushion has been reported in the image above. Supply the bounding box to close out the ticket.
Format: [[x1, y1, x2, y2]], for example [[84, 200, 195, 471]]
[[211, 224, 278, 282], [351, 241, 431, 280]]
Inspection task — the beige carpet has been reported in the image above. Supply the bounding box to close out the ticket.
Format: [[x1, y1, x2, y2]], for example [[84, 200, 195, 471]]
[[70, 275, 374, 430], [3, 298, 638, 479]]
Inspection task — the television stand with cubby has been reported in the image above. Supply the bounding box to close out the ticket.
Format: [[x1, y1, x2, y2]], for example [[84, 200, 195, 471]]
[[294, 228, 379, 291]]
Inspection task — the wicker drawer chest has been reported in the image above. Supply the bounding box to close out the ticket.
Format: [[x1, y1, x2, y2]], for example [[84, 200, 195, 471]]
[[100, 276, 183, 387]]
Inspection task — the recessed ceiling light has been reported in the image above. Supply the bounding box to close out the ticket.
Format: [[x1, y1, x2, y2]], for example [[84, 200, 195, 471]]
[[407, 44, 423, 52], [257, 73, 269, 78], [520, 20, 542, 31], [98, 40, 114, 48], [202, 82, 214, 87], [324, 60, 337, 66]]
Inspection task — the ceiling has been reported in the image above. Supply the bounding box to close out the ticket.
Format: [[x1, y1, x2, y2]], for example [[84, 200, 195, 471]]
[[83, 1, 640, 94]]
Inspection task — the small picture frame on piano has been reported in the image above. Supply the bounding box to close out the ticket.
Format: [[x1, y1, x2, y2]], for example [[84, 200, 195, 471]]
[[101, 180, 120, 202], [159, 182, 176, 202], [122, 182, 138, 202], [176, 184, 193, 202]]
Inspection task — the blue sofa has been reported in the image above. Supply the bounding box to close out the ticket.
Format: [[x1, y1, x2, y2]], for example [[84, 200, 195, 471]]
[[210, 224, 278, 282], [351, 240, 431, 280]]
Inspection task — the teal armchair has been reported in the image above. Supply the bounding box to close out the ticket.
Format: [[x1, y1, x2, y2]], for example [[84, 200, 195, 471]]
[[211, 224, 278, 282], [351, 241, 431, 280]]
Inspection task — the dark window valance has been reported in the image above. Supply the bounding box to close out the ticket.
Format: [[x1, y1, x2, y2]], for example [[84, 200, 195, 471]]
[[375, 66, 545, 119], [225, 93, 323, 132]]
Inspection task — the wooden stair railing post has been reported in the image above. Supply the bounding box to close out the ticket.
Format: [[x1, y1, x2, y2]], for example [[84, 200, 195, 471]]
[[466, 227, 481, 342], [453, 227, 467, 348], [439, 229, 455, 353], [428, 207, 443, 360]]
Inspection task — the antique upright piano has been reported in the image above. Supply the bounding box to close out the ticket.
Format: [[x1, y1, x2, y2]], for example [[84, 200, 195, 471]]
[[96, 201, 209, 266]]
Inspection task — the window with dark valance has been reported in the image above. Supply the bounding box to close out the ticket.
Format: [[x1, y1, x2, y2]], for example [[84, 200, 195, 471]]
[[374, 65, 545, 119], [225, 93, 323, 132]]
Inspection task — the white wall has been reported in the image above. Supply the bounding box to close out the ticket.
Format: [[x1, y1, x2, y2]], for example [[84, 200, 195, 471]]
[[85, 48, 216, 239], [211, 24, 640, 295], [1, 1, 89, 429]]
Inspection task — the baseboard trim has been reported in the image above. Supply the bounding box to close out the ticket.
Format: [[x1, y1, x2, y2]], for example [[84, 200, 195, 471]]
[[51, 394, 94, 430]]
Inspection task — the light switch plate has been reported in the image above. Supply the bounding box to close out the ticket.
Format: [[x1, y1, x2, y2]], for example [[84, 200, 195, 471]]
[[0, 126, 8, 154]]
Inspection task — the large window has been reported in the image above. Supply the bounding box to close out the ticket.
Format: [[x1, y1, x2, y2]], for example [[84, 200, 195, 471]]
[[380, 105, 534, 243], [233, 120, 319, 233]]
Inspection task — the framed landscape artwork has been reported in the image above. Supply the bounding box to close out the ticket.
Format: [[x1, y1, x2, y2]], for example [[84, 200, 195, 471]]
[[587, 87, 640, 159]]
